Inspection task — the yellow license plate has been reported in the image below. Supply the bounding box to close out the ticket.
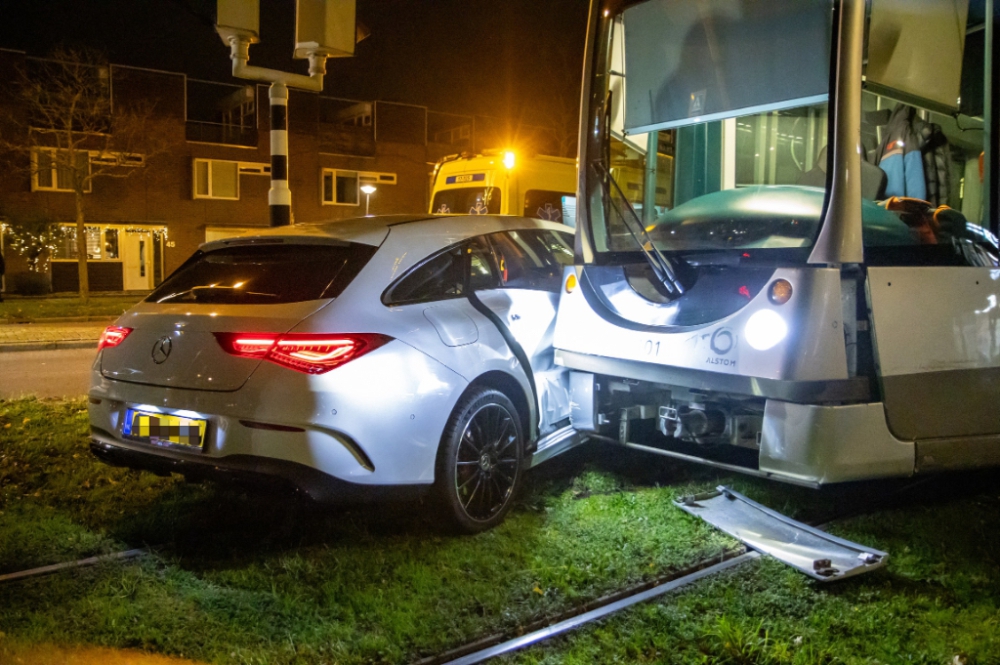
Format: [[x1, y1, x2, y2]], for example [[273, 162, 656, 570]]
[[123, 409, 207, 449]]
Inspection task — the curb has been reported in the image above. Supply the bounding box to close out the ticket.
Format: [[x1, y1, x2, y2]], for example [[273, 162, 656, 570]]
[[0, 340, 97, 353], [2, 316, 118, 324]]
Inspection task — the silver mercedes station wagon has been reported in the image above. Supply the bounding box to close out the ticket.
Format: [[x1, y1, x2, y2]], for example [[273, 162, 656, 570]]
[[89, 215, 581, 532]]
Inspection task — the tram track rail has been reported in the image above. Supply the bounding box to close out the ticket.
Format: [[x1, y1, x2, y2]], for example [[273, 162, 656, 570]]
[[0, 473, 946, 665], [0, 540, 752, 663], [416, 475, 941, 665], [0, 547, 153, 585], [415, 548, 755, 665]]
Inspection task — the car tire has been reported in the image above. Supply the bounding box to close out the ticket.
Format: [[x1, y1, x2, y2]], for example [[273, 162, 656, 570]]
[[436, 387, 524, 533]]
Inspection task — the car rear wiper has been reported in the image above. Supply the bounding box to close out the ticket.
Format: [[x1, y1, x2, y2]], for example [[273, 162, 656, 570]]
[[594, 161, 686, 295]]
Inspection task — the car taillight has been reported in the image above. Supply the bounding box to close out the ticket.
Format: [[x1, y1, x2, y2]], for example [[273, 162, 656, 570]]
[[98, 326, 133, 350], [214, 333, 392, 374]]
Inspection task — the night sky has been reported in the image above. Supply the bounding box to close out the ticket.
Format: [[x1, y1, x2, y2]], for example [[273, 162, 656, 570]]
[[0, 0, 590, 127]]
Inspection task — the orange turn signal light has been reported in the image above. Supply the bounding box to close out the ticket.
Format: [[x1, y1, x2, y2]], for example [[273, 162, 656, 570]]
[[565, 273, 578, 294], [768, 279, 793, 305]]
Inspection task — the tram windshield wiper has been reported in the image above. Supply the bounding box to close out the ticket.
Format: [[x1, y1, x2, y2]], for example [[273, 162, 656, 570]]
[[594, 161, 686, 296]]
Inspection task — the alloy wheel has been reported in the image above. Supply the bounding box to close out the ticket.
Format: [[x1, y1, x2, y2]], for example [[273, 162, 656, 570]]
[[454, 403, 520, 522]]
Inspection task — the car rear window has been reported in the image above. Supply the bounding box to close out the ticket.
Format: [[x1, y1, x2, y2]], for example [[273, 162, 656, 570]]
[[147, 242, 377, 305]]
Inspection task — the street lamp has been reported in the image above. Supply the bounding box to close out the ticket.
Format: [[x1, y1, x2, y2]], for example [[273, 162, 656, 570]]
[[361, 184, 377, 216]]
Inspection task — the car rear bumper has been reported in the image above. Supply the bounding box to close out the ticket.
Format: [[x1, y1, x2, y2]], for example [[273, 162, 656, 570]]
[[89, 340, 469, 487], [90, 428, 430, 503]]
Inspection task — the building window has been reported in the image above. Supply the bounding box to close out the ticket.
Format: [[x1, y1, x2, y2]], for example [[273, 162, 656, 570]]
[[31, 148, 91, 193], [322, 169, 396, 205], [237, 163, 271, 175], [53, 226, 103, 260], [220, 86, 257, 130], [193, 159, 240, 200], [322, 169, 359, 205], [359, 171, 398, 186], [433, 125, 471, 144]]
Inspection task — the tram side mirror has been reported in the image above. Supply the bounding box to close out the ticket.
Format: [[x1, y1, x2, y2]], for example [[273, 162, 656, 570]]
[[294, 0, 358, 59], [867, 0, 969, 111]]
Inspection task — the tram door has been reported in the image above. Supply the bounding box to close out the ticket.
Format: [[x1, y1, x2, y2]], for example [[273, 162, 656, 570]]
[[862, 0, 999, 442]]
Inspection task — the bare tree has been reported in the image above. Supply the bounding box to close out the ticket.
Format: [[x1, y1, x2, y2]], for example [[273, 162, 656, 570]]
[[531, 33, 583, 159], [0, 46, 165, 301]]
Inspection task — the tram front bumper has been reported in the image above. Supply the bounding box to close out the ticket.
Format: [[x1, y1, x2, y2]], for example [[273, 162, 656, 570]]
[[758, 400, 914, 485]]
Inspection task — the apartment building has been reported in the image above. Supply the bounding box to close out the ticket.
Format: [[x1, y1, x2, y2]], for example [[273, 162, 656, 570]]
[[0, 49, 558, 294]]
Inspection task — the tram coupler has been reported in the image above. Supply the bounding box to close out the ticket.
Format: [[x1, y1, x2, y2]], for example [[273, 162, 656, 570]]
[[618, 405, 657, 443], [658, 405, 679, 436]]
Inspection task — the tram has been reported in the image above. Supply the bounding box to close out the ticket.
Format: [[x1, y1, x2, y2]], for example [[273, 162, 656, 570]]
[[554, 0, 1000, 485]]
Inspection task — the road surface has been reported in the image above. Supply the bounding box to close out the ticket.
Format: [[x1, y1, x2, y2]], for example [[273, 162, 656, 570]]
[[0, 348, 95, 399]]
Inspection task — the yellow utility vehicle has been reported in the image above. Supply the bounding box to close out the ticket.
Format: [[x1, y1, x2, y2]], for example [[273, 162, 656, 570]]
[[430, 151, 577, 226]]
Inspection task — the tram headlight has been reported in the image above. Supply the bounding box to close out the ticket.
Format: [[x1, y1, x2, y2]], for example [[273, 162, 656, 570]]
[[744, 309, 787, 351]]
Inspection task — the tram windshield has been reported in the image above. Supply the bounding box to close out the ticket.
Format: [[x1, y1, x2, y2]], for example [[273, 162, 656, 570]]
[[588, 0, 995, 268], [590, 0, 835, 259]]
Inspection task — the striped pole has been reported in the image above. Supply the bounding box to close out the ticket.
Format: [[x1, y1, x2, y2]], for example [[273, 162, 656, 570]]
[[269, 82, 291, 226]]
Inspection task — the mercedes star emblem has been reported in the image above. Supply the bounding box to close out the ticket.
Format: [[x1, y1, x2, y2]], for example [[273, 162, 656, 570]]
[[151, 336, 173, 364]]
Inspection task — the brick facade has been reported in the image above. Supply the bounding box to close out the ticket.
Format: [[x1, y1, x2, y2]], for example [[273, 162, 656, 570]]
[[0, 49, 543, 294]]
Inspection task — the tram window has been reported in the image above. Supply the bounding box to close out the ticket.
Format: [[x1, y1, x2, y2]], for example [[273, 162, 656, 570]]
[[635, 103, 834, 255], [608, 132, 674, 218], [622, 0, 831, 132], [736, 106, 829, 189], [859, 0, 996, 267], [598, 0, 993, 263], [599, 0, 835, 257]]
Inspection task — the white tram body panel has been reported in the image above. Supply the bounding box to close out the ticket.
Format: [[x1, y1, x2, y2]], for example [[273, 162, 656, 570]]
[[555, 268, 849, 383], [867, 268, 1000, 464], [556, 0, 1000, 484]]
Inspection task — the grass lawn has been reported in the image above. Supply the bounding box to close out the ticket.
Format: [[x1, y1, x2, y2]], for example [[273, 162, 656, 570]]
[[502, 479, 1000, 665], [0, 397, 737, 664], [0, 295, 142, 321], [2, 397, 997, 664]]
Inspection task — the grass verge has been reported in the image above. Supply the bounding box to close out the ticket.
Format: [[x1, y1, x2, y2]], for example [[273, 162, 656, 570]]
[[5, 397, 995, 664], [0, 397, 736, 664], [1, 295, 141, 321], [502, 476, 1000, 664]]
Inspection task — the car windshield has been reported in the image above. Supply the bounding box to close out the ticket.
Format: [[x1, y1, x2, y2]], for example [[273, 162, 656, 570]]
[[594, 0, 834, 257], [147, 243, 377, 305], [432, 187, 502, 215]]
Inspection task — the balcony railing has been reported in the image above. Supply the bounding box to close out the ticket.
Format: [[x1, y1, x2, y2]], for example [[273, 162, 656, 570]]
[[318, 123, 376, 157], [185, 121, 258, 147]]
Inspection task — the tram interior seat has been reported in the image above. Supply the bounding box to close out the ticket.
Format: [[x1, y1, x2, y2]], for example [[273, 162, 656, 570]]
[[796, 144, 889, 201]]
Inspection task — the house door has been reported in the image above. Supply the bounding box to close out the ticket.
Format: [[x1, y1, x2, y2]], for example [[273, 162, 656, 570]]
[[122, 231, 152, 291]]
